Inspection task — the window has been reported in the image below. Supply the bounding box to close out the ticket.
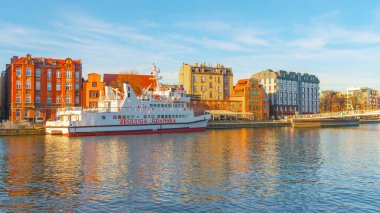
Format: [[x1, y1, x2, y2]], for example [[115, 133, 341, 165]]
[[36, 95, 40, 103], [26, 94, 31, 103], [26, 68, 31, 76], [36, 110, 40, 117], [47, 69, 52, 78], [26, 80, 31, 89], [75, 71, 80, 79], [194, 76, 197, 82], [16, 68, 21, 76], [16, 94, 21, 103], [16, 109, 21, 117], [47, 82, 52, 91], [92, 82, 97, 87], [56, 82, 61, 91], [36, 69, 40, 77], [56, 70, 61, 78], [47, 96, 52, 104], [194, 86, 197, 92], [90, 102, 98, 108], [75, 83, 79, 91], [24, 109, 29, 117], [16, 81, 21, 89], [201, 76, 205, 82], [66, 82, 72, 90], [209, 82, 212, 88], [56, 97, 61, 104], [36, 81, 40, 90], [66, 95, 72, 104], [75, 96, 79, 104], [66, 71, 72, 78], [89, 91, 99, 98]]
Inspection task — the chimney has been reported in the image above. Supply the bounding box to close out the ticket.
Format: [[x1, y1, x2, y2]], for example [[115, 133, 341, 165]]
[[11, 56, 18, 63]]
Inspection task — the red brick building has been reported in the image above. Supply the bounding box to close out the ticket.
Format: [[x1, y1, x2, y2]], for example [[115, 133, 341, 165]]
[[4, 54, 82, 121], [230, 78, 269, 120]]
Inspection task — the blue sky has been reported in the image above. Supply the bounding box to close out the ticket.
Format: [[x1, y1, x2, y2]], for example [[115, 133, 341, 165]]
[[1, 0, 380, 90]]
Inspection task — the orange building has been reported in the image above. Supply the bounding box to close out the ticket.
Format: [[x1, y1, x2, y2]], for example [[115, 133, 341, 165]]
[[103, 74, 156, 96], [4, 54, 82, 121], [82, 73, 105, 108], [230, 78, 269, 120]]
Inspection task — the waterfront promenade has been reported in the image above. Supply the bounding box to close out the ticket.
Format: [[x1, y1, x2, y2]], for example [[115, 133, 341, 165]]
[[1, 119, 380, 136]]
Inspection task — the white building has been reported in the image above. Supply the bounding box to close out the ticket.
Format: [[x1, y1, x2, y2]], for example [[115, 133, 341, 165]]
[[251, 69, 320, 117]]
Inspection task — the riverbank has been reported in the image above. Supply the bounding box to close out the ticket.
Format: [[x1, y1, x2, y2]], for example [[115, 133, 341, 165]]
[[207, 119, 380, 129], [1, 119, 379, 136], [0, 128, 45, 136], [207, 120, 291, 129]]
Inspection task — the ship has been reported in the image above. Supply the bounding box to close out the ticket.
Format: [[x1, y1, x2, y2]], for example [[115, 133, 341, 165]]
[[45, 64, 211, 137]]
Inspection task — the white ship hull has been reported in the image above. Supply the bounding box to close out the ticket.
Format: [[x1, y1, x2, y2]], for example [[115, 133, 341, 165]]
[[46, 115, 210, 137]]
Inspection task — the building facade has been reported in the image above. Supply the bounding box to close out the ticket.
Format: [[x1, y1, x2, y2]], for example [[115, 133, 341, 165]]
[[347, 87, 379, 110], [82, 73, 105, 108], [179, 63, 233, 101], [4, 54, 82, 121], [230, 78, 269, 120], [251, 69, 320, 117], [0, 71, 5, 120]]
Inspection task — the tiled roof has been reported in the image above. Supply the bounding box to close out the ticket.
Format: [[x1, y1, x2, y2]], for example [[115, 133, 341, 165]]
[[13, 56, 81, 66], [103, 74, 157, 89]]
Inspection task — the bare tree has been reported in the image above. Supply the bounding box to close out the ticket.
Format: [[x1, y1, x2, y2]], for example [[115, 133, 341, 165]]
[[334, 97, 346, 111], [348, 92, 361, 110]]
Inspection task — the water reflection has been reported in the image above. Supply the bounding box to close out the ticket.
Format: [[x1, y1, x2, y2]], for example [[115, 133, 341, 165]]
[[0, 125, 380, 212]]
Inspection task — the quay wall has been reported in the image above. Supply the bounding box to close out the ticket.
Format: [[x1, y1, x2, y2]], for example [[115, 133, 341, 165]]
[[207, 121, 291, 129], [0, 128, 45, 136]]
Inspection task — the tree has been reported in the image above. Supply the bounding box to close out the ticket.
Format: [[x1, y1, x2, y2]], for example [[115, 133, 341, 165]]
[[334, 96, 346, 111], [319, 91, 334, 113], [348, 92, 361, 110]]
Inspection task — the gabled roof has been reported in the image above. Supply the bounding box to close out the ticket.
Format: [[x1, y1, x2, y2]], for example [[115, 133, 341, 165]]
[[13, 56, 81, 66], [104, 74, 157, 89]]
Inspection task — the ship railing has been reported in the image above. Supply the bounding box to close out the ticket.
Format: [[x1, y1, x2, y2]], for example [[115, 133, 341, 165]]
[[80, 107, 193, 113], [58, 107, 83, 113], [46, 120, 70, 127]]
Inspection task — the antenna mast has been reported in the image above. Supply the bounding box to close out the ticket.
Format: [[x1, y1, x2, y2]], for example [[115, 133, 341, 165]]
[[150, 63, 162, 92]]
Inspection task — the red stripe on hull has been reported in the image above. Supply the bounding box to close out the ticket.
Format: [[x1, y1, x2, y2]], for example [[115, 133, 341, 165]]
[[62, 127, 207, 137]]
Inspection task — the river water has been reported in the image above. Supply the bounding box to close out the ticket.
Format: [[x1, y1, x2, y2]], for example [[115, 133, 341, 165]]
[[0, 124, 380, 212]]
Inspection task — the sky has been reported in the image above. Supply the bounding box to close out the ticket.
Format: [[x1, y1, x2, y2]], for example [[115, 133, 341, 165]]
[[1, 0, 380, 90]]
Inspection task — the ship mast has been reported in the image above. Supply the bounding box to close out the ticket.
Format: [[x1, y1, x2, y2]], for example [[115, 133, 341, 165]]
[[150, 63, 162, 92]]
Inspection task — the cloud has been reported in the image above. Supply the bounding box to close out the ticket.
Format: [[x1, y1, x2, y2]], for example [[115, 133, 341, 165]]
[[174, 20, 231, 32], [1, 8, 380, 90], [235, 34, 270, 46]]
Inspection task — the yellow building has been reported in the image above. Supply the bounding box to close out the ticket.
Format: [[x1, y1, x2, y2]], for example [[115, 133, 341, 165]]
[[82, 73, 105, 108], [179, 63, 233, 101]]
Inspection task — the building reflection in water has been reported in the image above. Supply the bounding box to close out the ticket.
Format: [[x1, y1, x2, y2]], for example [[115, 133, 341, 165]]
[[0, 136, 45, 210], [0, 125, 354, 212]]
